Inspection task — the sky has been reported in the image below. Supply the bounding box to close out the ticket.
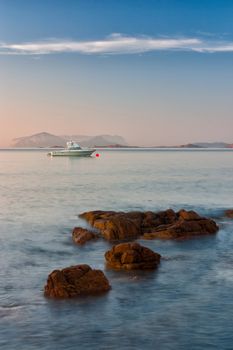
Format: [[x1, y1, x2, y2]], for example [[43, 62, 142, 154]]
[[1, 0, 233, 146]]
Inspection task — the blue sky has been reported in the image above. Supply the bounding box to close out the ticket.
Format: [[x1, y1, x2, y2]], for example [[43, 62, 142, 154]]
[[1, 0, 233, 41], [1, 0, 233, 146]]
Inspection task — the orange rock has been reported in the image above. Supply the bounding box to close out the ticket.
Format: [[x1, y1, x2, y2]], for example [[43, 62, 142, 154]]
[[178, 209, 201, 221], [79, 211, 116, 225], [44, 264, 111, 298], [80, 209, 218, 241], [105, 242, 161, 270], [225, 209, 233, 218], [72, 227, 98, 245], [143, 210, 218, 239], [80, 211, 142, 240]]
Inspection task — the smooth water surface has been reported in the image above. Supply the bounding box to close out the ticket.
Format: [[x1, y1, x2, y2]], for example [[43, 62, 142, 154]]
[[0, 149, 233, 350]]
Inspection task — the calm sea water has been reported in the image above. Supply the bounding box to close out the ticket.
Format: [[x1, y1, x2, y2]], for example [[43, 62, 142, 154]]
[[0, 149, 233, 350]]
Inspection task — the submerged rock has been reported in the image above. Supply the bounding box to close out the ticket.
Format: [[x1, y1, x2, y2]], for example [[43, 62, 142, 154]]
[[105, 242, 161, 270], [225, 209, 233, 218], [44, 264, 111, 298], [80, 209, 218, 240], [72, 227, 98, 245]]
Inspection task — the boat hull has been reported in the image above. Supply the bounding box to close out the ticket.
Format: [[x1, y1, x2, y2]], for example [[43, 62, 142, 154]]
[[48, 149, 95, 157]]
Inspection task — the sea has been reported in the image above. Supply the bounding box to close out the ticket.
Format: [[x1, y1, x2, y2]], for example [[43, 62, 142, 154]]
[[0, 148, 233, 350]]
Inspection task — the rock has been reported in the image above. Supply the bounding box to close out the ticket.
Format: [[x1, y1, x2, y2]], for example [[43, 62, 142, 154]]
[[178, 209, 201, 221], [225, 209, 233, 218], [79, 211, 116, 226], [80, 209, 218, 240], [44, 264, 111, 298], [72, 227, 98, 245], [141, 209, 177, 233], [143, 210, 218, 239], [105, 242, 161, 270], [80, 211, 143, 240]]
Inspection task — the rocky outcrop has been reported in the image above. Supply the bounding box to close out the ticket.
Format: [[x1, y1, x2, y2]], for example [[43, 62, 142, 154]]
[[72, 227, 98, 245], [44, 264, 111, 298], [143, 209, 218, 239], [79, 210, 143, 240], [141, 209, 177, 233], [80, 209, 218, 240], [225, 209, 233, 218], [105, 242, 161, 270]]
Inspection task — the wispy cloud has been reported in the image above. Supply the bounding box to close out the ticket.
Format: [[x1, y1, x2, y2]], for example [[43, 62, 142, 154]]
[[1, 34, 233, 55]]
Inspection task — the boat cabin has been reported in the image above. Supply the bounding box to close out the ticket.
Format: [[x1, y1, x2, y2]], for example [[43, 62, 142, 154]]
[[67, 141, 82, 150]]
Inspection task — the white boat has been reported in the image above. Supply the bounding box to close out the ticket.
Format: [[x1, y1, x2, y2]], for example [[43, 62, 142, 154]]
[[48, 141, 96, 157]]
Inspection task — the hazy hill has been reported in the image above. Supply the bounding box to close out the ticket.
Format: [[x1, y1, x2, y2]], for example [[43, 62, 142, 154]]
[[12, 132, 127, 148], [60, 134, 127, 146], [77, 135, 127, 147], [12, 132, 66, 148], [180, 142, 233, 148]]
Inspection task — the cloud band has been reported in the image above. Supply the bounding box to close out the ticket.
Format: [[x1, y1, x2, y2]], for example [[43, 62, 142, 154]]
[[1, 34, 233, 55]]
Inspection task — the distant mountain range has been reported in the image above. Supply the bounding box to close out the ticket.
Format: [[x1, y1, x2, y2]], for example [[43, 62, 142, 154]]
[[11, 132, 128, 148], [152, 142, 233, 148], [180, 142, 233, 148], [11, 132, 233, 148]]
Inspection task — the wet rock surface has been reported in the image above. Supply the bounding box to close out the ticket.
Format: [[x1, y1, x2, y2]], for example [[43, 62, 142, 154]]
[[80, 209, 218, 240], [72, 227, 98, 245], [44, 264, 111, 298], [225, 209, 233, 218], [143, 209, 219, 239], [105, 242, 161, 270], [80, 210, 142, 240]]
